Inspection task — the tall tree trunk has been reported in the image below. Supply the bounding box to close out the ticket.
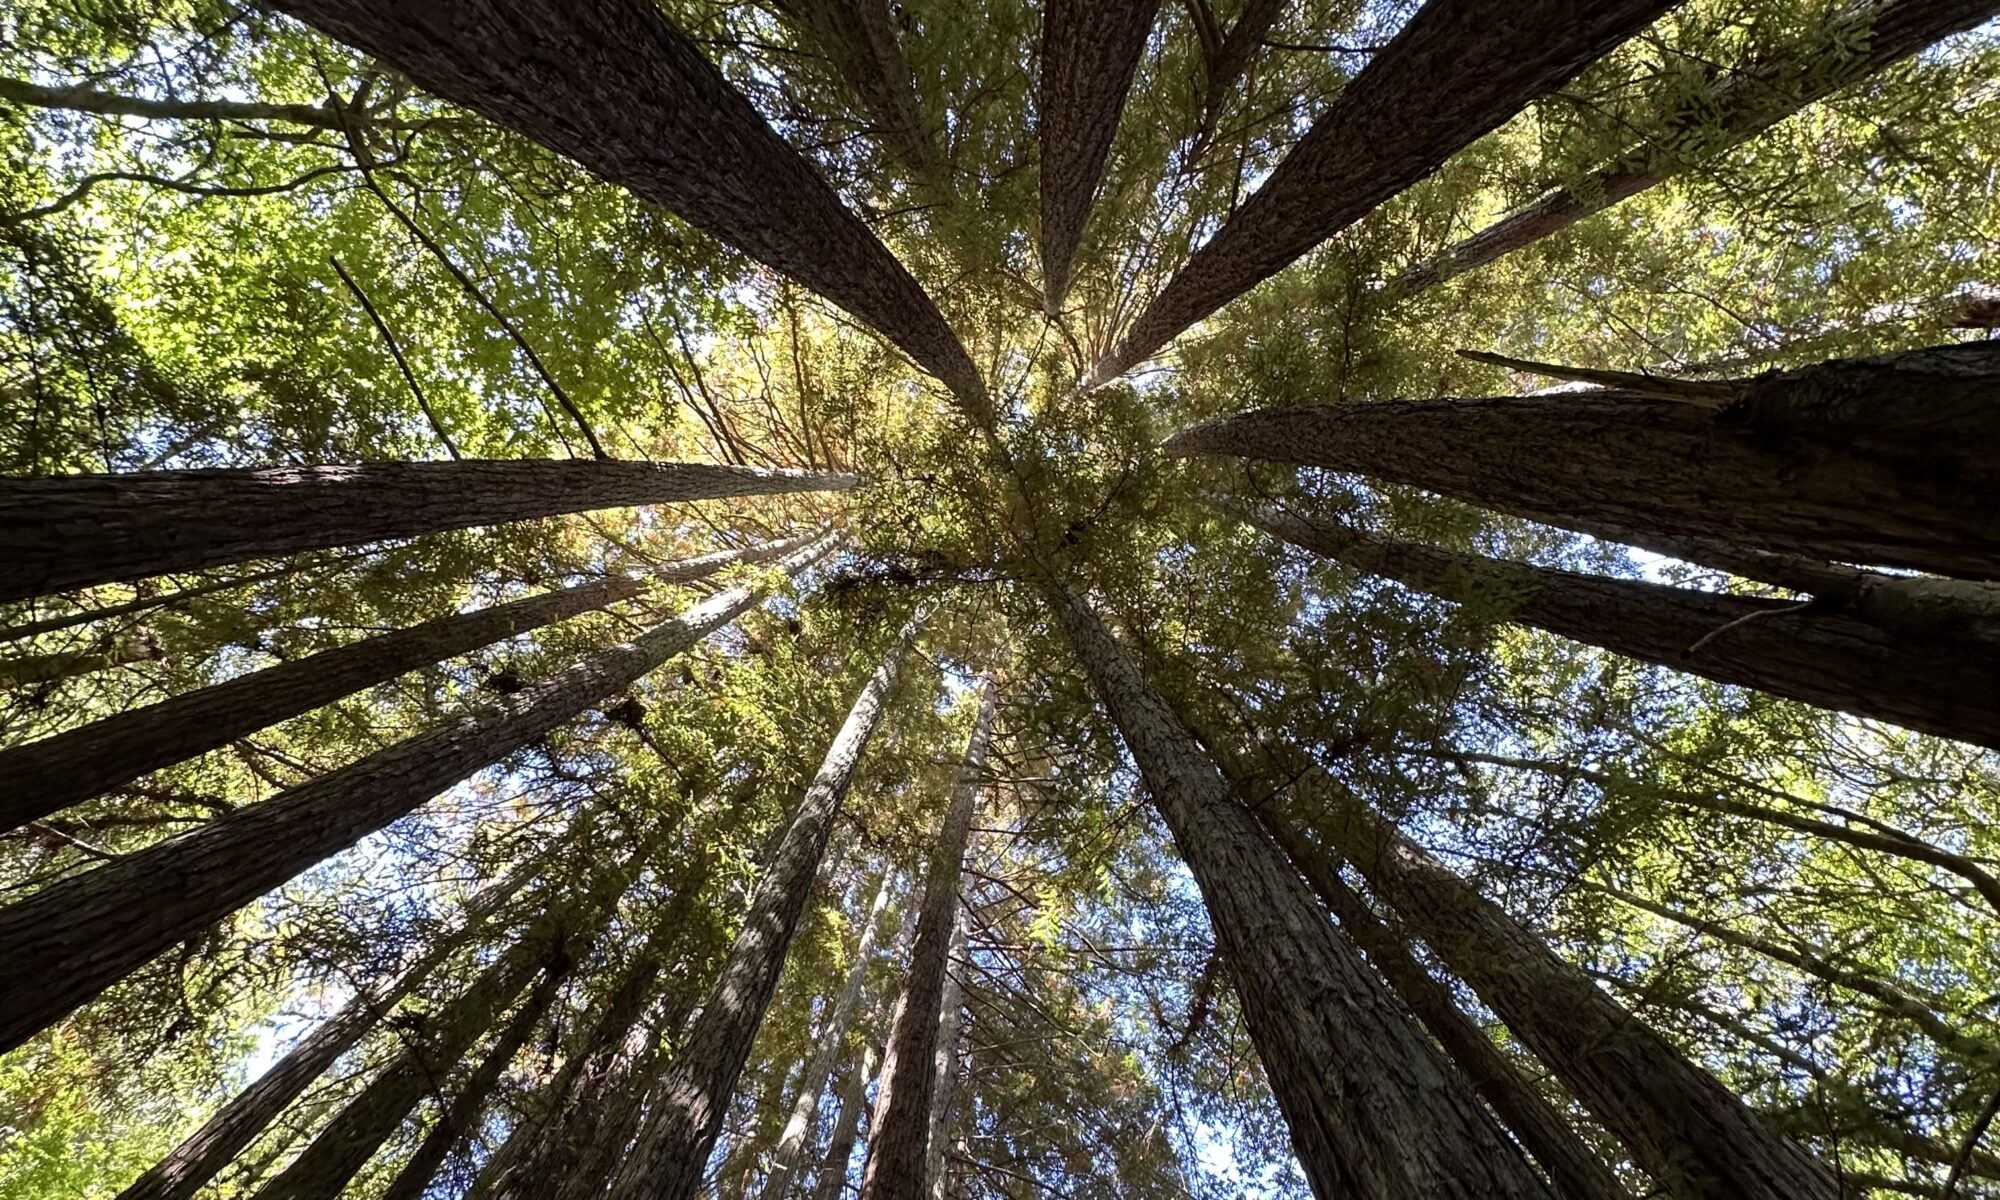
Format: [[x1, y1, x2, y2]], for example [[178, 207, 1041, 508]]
[[376, 953, 573, 1200], [811, 1044, 881, 1200], [1272, 753, 1843, 1198], [1037, 578, 1551, 1199], [605, 613, 921, 1200], [1166, 342, 2000, 578], [270, 0, 986, 410], [114, 863, 538, 1200], [762, 870, 898, 1200], [1254, 810, 1628, 1200], [1196, 0, 1284, 133], [1, 534, 816, 831], [858, 681, 997, 1200], [1234, 504, 2000, 749], [924, 911, 969, 1200], [1082, 0, 1674, 386], [0, 536, 831, 1052], [1385, 0, 2000, 298], [1037, 0, 1161, 313], [0, 458, 852, 602], [772, 0, 942, 185]]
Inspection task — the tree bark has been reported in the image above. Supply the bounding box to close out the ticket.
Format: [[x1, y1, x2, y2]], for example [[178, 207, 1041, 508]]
[[1167, 342, 2000, 578], [0, 536, 831, 1052], [1256, 810, 1629, 1200], [1037, 0, 1161, 312], [772, 0, 942, 184], [858, 681, 996, 1200], [924, 910, 969, 1200], [1082, 0, 1674, 386], [605, 612, 921, 1200], [1235, 504, 2000, 750], [114, 863, 538, 1200], [0, 458, 853, 603], [269, 0, 986, 410], [761, 870, 898, 1200], [811, 1044, 881, 1200], [1038, 578, 1552, 1199], [1273, 755, 1842, 1198], [1385, 0, 2000, 298], [1198, 0, 1285, 128], [1, 534, 815, 831]]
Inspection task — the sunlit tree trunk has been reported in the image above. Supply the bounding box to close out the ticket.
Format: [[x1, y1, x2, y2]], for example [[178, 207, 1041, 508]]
[[925, 912, 969, 1200], [0, 534, 816, 831], [1083, 0, 1673, 385], [1385, 0, 2000, 298], [858, 681, 997, 1200], [811, 1044, 881, 1200], [605, 613, 922, 1200], [1235, 504, 2000, 749], [1037, 0, 1160, 312], [270, 0, 986, 410], [772, 0, 941, 184], [114, 864, 537, 1200], [1168, 343, 2000, 578], [0, 536, 831, 1052], [1038, 578, 1551, 1198], [761, 870, 898, 1200]]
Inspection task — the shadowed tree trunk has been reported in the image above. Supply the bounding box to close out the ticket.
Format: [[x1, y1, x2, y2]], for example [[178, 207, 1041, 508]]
[[1234, 504, 2000, 749], [762, 870, 898, 1200], [859, 680, 997, 1200], [1196, 0, 1285, 134], [0, 536, 832, 1052], [270, 0, 986, 409], [1037, 0, 1161, 312], [376, 950, 574, 1200], [115, 863, 539, 1200], [1, 534, 817, 830], [924, 904, 969, 1200], [605, 613, 921, 1200], [772, 0, 941, 185], [812, 1044, 881, 1200], [1038, 578, 1552, 1198], [1385, 0, 2000, 298], [1082, 0, 1674, 386], [1167, 342, 2000, 578], [1271, 752, 1843, 1198], [1254, 809, 1628, 1200], [0, 458, 852, 602]]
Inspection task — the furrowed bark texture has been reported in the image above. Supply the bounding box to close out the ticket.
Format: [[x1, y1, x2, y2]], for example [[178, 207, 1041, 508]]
[[1241, 506, 2000, 750], [1256, 811, 1628, 1200], [812, 1044, 881, 1200], [1387, 0, 2000, 297], [605, 615, 919, 1200], [924, 908, 969, 1200], [1283, 762, 1841, 1198], [0, 458, 852, 602], [858, 682, 996, 1200], [1040, 579, 1551, 1199], [115, 865, 537, 1200], [1083, 0, 1673, 385], [774, 0, 940, 182], [762, 871, 898, 1200], [0, 537, 829, 1052], [269, 0, 985, 408], [1037, 0, 1160, 312], [1, 535, 812, 830], [1168, 343, 2000, 578]]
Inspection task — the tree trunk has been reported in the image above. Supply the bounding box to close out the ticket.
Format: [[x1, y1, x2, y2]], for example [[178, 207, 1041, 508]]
[[1274, 755, 1843, 1198], [762, 870, 898, 1200], [1235, 504, 2000, 750], [1082, 0, 1673, 386], [1167, 342, 2000, 578], [1255, 811, 1628, 1200], [1037, 0, 1161, 312], [114, 863, 537, 1200], [0, 458, 852, 603], [1385, 0, 2000, 298], [376, 953, 573, 1200], [605, 613, 921, 1200], [858, 680, 996, 1200], [812, 1044, 881, 1200], [772, 0, 941, 184], [1038, 578, 1551, 1199], [1198, 0, 1284, 129], [269, 0, 986, 410], [924, 911, 969, 1200], [0, 536, 830, 1052], [1, 534, 815, 831]]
